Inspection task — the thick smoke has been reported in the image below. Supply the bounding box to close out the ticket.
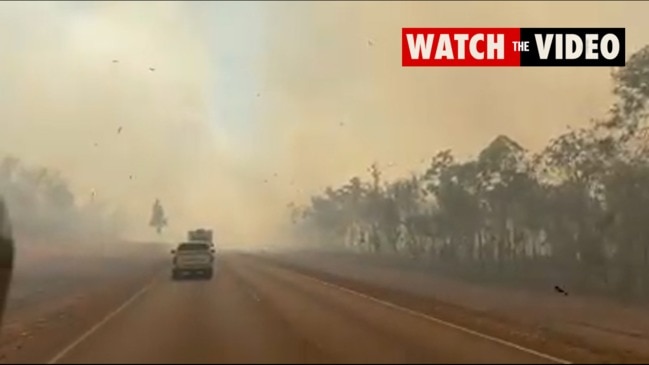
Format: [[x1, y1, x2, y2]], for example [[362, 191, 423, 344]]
[[2, 2, 648, 246], [251, 1, 649, 244], [258, 1, 649, 183], [0, 155, 125, 240], [0, 2, 219, 242]]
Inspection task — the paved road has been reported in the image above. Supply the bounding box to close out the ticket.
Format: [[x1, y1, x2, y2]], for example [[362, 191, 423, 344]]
[[46, 253, 566, 364]]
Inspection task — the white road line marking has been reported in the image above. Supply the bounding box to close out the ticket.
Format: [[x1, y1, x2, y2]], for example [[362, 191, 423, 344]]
[[286, 267, 571, 364], [47, 279, 157, 364]]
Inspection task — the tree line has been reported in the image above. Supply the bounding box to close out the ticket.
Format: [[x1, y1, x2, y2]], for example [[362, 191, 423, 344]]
[[0, 156, 124, 240], [291, 45, 649, 300]]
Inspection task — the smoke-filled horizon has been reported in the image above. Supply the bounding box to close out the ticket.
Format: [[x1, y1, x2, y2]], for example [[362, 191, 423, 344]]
[[1, 1, 648, 246]]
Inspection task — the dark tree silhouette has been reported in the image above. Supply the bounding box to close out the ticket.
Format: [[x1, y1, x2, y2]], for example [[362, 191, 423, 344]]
[[149, 199, 168, 235]]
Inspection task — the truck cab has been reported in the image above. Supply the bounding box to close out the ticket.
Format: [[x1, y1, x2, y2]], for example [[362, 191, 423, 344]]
[[171, 241, 215, 280]]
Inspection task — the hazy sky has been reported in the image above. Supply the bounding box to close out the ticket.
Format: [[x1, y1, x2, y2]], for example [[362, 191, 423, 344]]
[[0, 1, 647, 244]]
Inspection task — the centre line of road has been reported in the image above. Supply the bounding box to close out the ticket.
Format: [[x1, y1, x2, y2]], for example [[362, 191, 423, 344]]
[[46, 278, 158, 364], [285, 266, 571, 365]]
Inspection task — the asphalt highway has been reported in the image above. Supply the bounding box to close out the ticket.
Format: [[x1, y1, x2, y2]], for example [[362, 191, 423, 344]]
[[45, 253, 567, 364]]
